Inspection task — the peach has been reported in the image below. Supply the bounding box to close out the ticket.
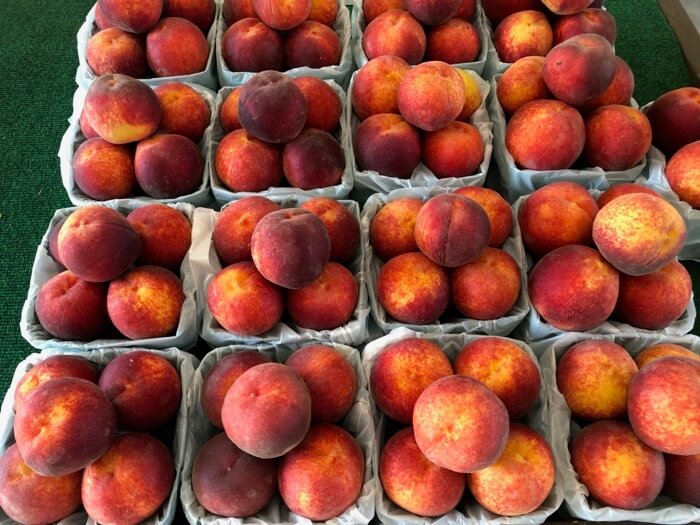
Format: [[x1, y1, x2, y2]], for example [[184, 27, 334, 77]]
[[370, 197, 423, 261], [48, 217, 66, 266], [293, 76, 342, 133], [282, 129, 345, 189], [455, 337, 540, 420], [251, 208, 331, 289], [570, 420, 665, 509], [456, 68, 482, 121], [541, 0, 594, 15], [528, 245, 619, 331], [278, 423, 364, 521], [584, 105, 652, 171], [597, 182, 660, 209], [14, 355, 99, 411], [97, 0, 162, 33], [455, 187, 512, 247], [354, 113, 421, 178], [127, 203, 192, 271], [162, 0, 216, 34], [86, 27, 148, 77], [493, 10, 553, 64], [635, 344, 700, 369], [223, 0, 256, 24], [467, 423, 555, 516], [82, 433, 174, 524], [94, 2, 114, 29], [496, 55, 552, 116], [35, 271, 110, 341], [362, 9, 426, 65], [285, 20, 341, 69], [413, 374, 510, 472], [455, 0, 477, 20], [201, 350, 271, 428], [252, 0, 311, 30], [146, 17, 210, 77], [377, 252, 449, 324], [379, 427, 465, 516], [300, 197, 360, 263], [362, 0, 405, 23], [421, 121, 484, 178], [666, 140, 700, 208], [370, 337, 453, 423], [406, 0, 460, 25], [222, 18, 285, 72], [192, 432, 277, 517], [222, 362, 312, 458], [505, 99, 585, 170], [154, 82, 211, 143], [238, 70, 307, 143], [107, 265, 184, 339], [664, 453, 700, 506], [80, 107, 99, 139], [451, 248, 522, 320], [286, 344, 357, 422], [397, 61, 465, 131], [309, 0, 339, 26], [518, 181, 599, 258], [57, 205, 141, 283], [542, 33, 616, 106], [481, 0, 542, 24], [220, 87, 242, 132], [556, 339, 637, 420], [286, 262, 358, 330], [0, 444, 82, 525], [592, 193, 687, 275], [72, 138, 136, 200], [135, 133, 204, 197], [614, 261, 692, 329], [580, 56, 635, 111], [14, 377, 116, 476], [415, 193, 490, 267], [215, 130, 283, 192], [213, 197, 281, 265], [553, 8, 616, 45], [647, 87, 700, 155], [207, 261, 284, 335], [83, 73, 161, 144], [99, 351, 181, 431], [628, 356, 700, 455]]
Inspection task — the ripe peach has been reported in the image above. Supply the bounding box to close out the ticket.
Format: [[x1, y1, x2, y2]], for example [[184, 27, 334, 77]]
[[94, 1, 114, 29], [584, 105, 652, 171], [380, 427, 466, 516], [83, 73, 161, 144], [664, 453, 700, 506], [635, 344, 700, 369], [222, 362, 312, 458], [251, 208, 331, 289], [57, 205, 141, 283], [666, 140, 700, 208], [370, 337, 453, 423], [370, 197, 423, 261], [215, 129, 283, 192], [223, 0, 256, 24], [647, 87, 700, 156], [220, 87, 242, 133], [481, 0, 542, 24], [363, 0, 405, 23], [207, 261, 284, 336], [456, 68, 482, 121], [592, 192, 687, 275], [553, 8, 616, 45], [352, 55, 410, 121], [528, 245, 619, 331], [154, 82, 211, 144], [354, 113, 421, 178], [86, 27, 148, 77], [97, 0, 162, 33], [455, 337, 540, 420], [192, 432, 277, 517], [285, 21, 341, 69], [541, 0, 594, 15], [135, 133, 204, 198], [286, 344, 357, 422], [162, 0, 216, 34], [80, 107, 99, 139], [222, 18, 285, 72], [455, 186, 513, 247], [496, 55, 552, 116], [300, 197, 360, 263], [455, 0, 477, 20], [14, 377, 116, 476], [378, 252, 449, 324], [628, 356, 700, 455], [213, 197, 281, 265], [362, 9, 426, 65], [72, 138, 136, 200], [494, 10, 553, 64], [282, 129, 345, 189], [413, 375, 510, 472], [127, 203, 191, 271], [421, 121, 484, 178], [597, 182, 660, 209], [406, 0, 460, 25], [82, 433, 174, 524], [570, 420, 665, 509], [252, 0, 311, 30], [201, 350, 271, 428], [505, 99, 585, 170], [308, 0, 339, 26], [415, 193, 490, 267], [293, 76, 342, 133], [146, 17, 209, 77], [467, 423, 555, 516], [581, 56, 635, 110]]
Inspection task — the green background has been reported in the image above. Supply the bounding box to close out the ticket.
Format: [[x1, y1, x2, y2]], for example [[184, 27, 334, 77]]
[[0, 0, 696, 400]]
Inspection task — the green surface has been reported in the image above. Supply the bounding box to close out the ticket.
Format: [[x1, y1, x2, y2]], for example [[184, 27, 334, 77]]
[[0, 0, 696, 401]]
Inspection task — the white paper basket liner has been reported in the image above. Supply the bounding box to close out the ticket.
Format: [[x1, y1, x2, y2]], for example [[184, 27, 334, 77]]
[[179, 342, 375, 525], [59, 86, 215, 207], [536, 332, 700, 523], [192, 198, 370, 347], [361, 187, 529, 336], [209, 81, 353, 204], [0, 347, 199, 525], [362, 327, 564, 525], [20, 202, 200, 352]]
